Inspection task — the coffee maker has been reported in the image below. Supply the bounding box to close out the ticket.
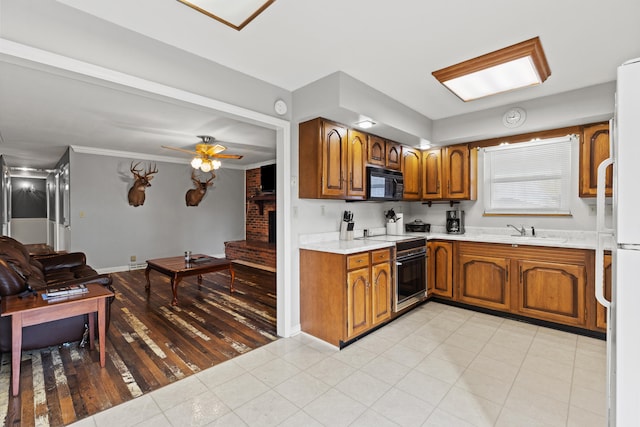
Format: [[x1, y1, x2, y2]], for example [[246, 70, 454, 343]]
[[446, 210, 465, 234]]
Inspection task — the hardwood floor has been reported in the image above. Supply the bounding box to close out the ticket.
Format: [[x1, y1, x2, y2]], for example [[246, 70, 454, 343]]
[[0, 264, 277, 426]]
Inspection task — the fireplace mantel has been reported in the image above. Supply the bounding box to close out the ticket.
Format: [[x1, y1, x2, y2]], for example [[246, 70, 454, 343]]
[[249, 193, 275, 215]]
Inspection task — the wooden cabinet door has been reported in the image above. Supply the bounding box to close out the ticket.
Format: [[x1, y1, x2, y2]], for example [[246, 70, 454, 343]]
[[385, 141, 402, 170], [422, 148, 443, 200], [371, 260, 392, 326], [459, 254, 510, 311], [347, 130, 367, 199], [346, 266, 370, 339], [368, 135, 385, 167], [429, 241, 453, 298], [320, 120, 348, 198], [596, 253, 612, 330], [580, 123, 612, 197], [443, 144, 469, 199], [401, 147, 421, 200], [517, 260, 586, 326]]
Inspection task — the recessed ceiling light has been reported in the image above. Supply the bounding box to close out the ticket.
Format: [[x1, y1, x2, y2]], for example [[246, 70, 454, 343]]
[[419, 139, 432, 149], [176, 0, 275, 31], [432, 37, 551, 101], [355, 119, 376, 129]]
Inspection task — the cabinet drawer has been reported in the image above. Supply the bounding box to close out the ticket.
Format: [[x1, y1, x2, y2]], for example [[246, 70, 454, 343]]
[[371, 249, 390, 263], [347, 253, 370, 270]]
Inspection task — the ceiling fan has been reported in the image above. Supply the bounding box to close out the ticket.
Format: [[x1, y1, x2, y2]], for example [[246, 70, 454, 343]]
[[162, 135, 244, 172]]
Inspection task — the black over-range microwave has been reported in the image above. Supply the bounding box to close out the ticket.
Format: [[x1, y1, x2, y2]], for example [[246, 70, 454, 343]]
[[366, 166, 404, 201]]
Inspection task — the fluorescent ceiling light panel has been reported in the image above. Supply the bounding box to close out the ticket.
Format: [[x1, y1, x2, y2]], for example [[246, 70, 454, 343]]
[[177, 0, 275, 30], [432, 37, 551, 101]]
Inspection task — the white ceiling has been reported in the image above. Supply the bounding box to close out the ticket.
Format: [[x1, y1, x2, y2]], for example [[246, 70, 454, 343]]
[[1, 0, 640, 169]]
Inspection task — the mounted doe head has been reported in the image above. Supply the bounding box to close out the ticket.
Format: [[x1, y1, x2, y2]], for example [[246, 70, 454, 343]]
[[128, 162, 158, 207], [186, 170, 215, 207]]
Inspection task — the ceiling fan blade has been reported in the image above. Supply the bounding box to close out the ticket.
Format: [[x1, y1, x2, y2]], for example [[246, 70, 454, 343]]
[[212, 153, 244, 159], [161, 145, 198, 155], [205, 144, 227, 156]]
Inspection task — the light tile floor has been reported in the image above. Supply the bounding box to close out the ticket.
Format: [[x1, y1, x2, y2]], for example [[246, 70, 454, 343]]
[[69, 302, 607, 427]]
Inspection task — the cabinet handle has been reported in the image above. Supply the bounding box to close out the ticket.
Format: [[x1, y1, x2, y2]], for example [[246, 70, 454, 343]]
[[519, 266, 523, 282], [506, 267, 508, 282]]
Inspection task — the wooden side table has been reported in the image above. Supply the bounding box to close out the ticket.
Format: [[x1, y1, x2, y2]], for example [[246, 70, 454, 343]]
[[0, 284, 114, 396]]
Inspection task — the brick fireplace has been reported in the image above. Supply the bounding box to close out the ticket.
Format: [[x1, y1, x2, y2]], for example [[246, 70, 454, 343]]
[[224, 167, 276, 270]]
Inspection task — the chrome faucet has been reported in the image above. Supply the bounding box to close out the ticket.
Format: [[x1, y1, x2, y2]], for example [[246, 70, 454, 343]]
[[507, 224, 526, 236]]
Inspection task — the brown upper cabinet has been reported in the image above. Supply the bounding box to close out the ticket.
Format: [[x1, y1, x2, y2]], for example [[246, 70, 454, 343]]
[[299, 118, 367, 200], [299, 117, 477, 202], [348, 129, 367, 199], [367, 136, 402, 170], [580, 122, 612, 197], [422, 144, 477, 201], [422, 148, 442, 199], [367, 135, 385, 167], [401, 147, 422, 200], [385, 141, 402, 170]]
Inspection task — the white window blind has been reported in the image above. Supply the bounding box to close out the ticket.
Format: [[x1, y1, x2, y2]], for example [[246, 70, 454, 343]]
[[483, 136, 574, 215]]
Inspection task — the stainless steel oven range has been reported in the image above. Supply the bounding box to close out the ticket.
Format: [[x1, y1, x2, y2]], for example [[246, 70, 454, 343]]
[[394, 237, 427, 312]]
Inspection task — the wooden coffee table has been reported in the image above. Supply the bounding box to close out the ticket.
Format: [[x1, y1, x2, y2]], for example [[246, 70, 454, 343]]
[[145, 255, 235, 306], [0, 283, 114, 396]]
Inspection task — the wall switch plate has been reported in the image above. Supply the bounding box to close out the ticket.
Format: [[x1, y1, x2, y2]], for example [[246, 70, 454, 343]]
[[130, 255, 136, 262]]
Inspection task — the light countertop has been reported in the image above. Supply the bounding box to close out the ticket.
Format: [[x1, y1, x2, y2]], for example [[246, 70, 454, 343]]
[[299, 227, 609, 255]]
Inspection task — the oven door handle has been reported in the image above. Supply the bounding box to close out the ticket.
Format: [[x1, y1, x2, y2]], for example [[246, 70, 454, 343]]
[[396, 252, 426, 265]]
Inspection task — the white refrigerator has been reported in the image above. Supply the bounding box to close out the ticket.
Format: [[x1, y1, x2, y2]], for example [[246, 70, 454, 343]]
[[596, 57, 640, 426]]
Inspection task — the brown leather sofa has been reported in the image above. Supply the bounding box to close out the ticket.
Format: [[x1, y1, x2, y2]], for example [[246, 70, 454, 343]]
[[0, 236, 114, 353]]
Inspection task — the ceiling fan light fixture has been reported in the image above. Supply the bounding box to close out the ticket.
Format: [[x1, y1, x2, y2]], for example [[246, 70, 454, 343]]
[[191, 157, 203, 169], [432, 37, 551, 101], [200, 160, 213, 172], [212, 159, 222, 170]]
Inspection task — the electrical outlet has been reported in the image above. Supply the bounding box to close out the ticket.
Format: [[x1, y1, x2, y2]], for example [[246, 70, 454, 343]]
[[130, 255, 136, 262]]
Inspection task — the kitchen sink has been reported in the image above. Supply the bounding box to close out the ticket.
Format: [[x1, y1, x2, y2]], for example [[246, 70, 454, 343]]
[[473, 234, 567, 244]]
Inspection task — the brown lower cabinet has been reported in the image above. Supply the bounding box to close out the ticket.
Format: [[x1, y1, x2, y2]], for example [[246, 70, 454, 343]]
[[458, 253, 510, 311], [454, 241, 592, 329], [300, 248, 392, 347], [428, 241, 453, 298]]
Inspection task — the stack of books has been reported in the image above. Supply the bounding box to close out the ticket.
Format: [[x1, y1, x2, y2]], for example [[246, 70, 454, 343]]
[[42, 284, 89, 301]]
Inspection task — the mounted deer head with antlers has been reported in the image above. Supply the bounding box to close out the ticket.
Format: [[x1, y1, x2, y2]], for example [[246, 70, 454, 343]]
[[186, 170, 215, 206], [128, 162, 158, 207]]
